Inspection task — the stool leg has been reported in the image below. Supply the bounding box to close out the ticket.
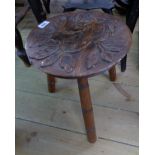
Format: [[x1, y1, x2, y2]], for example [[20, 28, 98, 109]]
[[47, 74, 56, 93], [109, 65, 117, 81], [77, 77, 97, 143]]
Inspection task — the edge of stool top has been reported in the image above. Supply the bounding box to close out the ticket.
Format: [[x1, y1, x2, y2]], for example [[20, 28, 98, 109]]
[[25, 10, 132, 79]]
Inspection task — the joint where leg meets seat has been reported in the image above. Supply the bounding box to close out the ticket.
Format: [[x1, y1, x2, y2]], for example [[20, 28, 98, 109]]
[[109, 65, 117, 81]]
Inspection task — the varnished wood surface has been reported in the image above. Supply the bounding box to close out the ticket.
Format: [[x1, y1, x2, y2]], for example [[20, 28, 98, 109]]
[[26, 10, 132, 79], [78, 77, 97, 143]]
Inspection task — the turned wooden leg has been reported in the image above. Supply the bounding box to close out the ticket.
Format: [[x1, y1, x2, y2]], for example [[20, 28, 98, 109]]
[[109, 65, 117, 81], [77, 77, 97, 143], [47, 74, 56, 93]]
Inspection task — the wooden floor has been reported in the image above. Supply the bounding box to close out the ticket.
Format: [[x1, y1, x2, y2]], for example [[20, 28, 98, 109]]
[[16, 2, 139, 155]]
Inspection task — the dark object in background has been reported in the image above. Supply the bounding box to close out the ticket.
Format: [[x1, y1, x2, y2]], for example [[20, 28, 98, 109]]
[[126, 0, 139, 33], [115, 0, 131, 72], [27, 0, 47, 23], [121, 0, 139, 72], [15, 2, 31, 66], [15, 28, 31, 67], [42, 0, 51, 14], [63, 0, 115, 14], [115, 0, 130, 15], [15, 0, 50, 66]]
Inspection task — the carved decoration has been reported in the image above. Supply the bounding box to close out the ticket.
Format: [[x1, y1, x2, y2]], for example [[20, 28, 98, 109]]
[[26, 10, 132, 78]]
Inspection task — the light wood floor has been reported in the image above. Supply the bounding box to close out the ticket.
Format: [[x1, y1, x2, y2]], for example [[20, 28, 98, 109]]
[[16, 2, 139, 155]]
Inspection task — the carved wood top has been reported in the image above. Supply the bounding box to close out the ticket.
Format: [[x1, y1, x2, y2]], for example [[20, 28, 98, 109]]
[[25, 10, 132, 79]]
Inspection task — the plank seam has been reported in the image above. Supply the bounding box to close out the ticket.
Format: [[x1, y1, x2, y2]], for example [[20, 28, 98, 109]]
[[16, 88, 139, 114], [16, 117, 139, 148]]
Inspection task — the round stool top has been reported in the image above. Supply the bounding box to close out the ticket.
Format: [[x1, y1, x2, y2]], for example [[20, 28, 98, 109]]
[[26, 11, 132, 79]]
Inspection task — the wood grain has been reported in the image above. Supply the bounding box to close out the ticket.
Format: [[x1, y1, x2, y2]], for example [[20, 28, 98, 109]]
[[78, 77, 97, 143], [25, 10, 132, 78]]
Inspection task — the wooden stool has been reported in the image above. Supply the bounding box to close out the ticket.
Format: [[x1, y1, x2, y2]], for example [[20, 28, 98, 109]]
[[25, 11, 132, 143]]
